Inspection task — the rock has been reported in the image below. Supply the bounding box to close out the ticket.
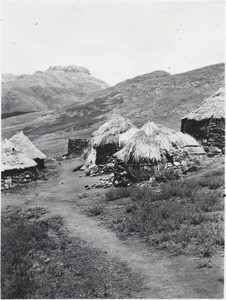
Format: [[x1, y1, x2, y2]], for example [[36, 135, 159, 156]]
[[44, 258, 51, 264]]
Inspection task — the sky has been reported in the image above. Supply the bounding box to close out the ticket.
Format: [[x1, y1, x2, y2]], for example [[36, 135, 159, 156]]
[[1, 0, 226, 85]]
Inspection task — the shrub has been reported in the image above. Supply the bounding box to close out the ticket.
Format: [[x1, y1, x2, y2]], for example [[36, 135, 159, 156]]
[[154, 166, 180, 182], [105, 187, 131, 201], [88, 204, 104, 216]]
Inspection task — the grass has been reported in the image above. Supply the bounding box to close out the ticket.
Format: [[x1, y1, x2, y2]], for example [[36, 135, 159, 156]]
[[1, 206, 142, 299], [88, 204, 104, 216], [107, 167, 224, 256], [105, 187, 131, 201]]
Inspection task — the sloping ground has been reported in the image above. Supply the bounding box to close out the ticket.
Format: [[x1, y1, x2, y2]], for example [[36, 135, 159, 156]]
[[1, 157, 224, 298], [2, 65, 109, 116], [2, 63, 224, 157], [90, 63, 225, 128]]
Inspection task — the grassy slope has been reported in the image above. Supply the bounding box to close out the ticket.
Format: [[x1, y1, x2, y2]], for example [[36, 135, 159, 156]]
[[1, 206, 142, 299], [104, 162, 224, 257]]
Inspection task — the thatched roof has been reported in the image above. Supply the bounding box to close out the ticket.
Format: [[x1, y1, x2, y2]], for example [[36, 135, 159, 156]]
[[90, 115, 135, 147], [9, 131, 46, 160], [182, 87, 225, 121], [1, 139, 37, 172], [115, 121, 205, 164], [119, 127, 139, 148]]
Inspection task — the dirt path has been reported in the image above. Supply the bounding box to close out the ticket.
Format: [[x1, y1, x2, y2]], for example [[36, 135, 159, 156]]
[[2, 159, 223, 298]]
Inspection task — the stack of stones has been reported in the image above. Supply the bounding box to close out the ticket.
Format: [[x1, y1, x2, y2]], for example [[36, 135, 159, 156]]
[[113, 161, 131, 187], [85, 174, 114, 190], [86, 159, 115, 177], [1, 170, 37, 190], [67, 138, 88, 158], [113, 156, 204, 186]]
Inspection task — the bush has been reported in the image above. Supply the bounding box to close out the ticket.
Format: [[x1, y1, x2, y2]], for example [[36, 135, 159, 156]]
[[88, 204, 104, 216], [154, 165, 180, 182], [105, 187, 131, 201]]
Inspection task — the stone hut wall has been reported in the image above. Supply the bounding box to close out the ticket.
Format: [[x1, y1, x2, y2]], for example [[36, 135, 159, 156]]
[[68, 138, 88, 158], [1, 167, 37, 190], [181, 118, 225, 152]]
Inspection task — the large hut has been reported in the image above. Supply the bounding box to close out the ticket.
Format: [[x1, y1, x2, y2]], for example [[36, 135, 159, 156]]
[[1, 139, 38, 189], [9, 131, 46, 169], [114, 121, 205, 182], [181, 88, 225, 153], [83, 115, 137, 169]]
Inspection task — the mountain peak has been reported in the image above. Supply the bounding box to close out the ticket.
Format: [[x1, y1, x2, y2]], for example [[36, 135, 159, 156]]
[[47, 65, 91, 75]]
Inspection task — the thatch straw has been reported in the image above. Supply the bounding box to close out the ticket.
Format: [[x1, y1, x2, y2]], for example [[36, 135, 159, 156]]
[[119, 127, 139, 148], [9, 131, 46, 160], [90, 115, 135, 147], [115, 121, 205, 164], [182, 87, 225, 121], [1, 139, 37, 172], [81, 148, 96, 170]]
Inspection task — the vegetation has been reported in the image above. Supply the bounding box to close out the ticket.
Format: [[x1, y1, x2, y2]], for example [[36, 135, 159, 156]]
[[105, 187, 131, 201], [108, 167, 224, 256], [88, 204, 104, 216], [1, 206, 142, 299]]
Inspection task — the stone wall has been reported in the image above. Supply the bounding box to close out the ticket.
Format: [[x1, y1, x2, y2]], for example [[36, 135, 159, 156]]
[[68, 138, 88, 158], [113, 154, 206, 185], [1, 168, 37, 190], [181, 117, 225, 153]]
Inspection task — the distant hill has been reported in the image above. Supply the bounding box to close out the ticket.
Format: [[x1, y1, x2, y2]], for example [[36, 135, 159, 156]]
[[2, 63, 224, 157], [89, 63, 225, 129], [2, 65, 109, 118]]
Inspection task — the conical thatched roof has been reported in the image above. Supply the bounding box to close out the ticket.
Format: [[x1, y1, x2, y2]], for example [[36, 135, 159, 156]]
[[182, 87, 225, 121], [9, 131, 46, 160], [119, 127, 139, 148], [115, 121, 205, 164], [90, 115, 135, 147], [1, 139, 37, 172]]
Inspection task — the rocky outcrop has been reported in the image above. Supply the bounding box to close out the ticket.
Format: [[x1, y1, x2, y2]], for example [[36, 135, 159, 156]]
[[47, 65, 91, 74]]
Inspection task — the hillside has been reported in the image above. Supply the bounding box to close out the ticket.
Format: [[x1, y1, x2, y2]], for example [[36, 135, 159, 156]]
[[89, 63, 225, 128], [2, 65, 109, 118], [2, 63, 224, 156]]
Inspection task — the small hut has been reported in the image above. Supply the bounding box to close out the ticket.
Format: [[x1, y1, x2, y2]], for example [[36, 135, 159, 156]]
[[114, 121, 205, 182], [1, 139, 37, 188], [83, 115, 136, 168], [9, 131, 46, 169], [181, 88, 225, 153]]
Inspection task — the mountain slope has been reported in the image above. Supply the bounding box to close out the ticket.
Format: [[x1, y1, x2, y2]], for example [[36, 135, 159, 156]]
[[2, 65, 109, 118], [89, 63, 225, 128], [2, 63, 224, 156]]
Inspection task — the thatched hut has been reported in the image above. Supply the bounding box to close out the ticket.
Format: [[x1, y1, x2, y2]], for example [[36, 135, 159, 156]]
[[1, 139, 37, 188], [181, 88, 225, 152], [114, 121, 205, 182], [83, 115, 136, 168], [9, 131, 46, 169]]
